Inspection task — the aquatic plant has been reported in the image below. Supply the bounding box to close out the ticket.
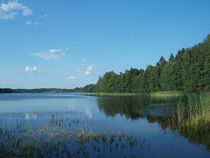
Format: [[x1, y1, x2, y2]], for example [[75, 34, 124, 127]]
[[0, 116, 145, 158], [150, 91, 183, 98], [172, 93, 210, 123], [169, 93, 210, 149]]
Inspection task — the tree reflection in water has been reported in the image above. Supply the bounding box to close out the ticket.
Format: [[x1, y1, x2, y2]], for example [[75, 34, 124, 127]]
[[97, 96, 210, 150]]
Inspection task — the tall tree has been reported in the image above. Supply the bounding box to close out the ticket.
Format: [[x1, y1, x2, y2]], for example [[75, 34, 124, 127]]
[[80, 34, 210, 94]]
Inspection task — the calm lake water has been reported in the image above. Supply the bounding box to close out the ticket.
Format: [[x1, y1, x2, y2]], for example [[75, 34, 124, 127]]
[[0, 93, 209, 158]]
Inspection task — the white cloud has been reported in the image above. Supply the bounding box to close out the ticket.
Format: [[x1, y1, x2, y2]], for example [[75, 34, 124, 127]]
[[26, 20, 45, 26], [0, 0, 32, 20], [31, 48, 68, 61], [67, 75, 78, 80], [24, 66, 39, 73], [84, 65, 96, 76]]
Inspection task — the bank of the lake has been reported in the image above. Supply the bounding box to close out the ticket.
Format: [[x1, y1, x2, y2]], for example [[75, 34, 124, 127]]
[[82, 91, 184, 97]]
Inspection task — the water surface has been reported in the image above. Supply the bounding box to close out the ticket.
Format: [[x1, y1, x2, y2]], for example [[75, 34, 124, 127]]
[[0, 93, 209, 158]]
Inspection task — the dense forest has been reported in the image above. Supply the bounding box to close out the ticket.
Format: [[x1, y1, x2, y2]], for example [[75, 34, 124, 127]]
[[78, 35, 210, 93]]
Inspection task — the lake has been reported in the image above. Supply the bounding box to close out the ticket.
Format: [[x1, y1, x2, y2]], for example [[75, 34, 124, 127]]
[[0, 93, 209, 158]]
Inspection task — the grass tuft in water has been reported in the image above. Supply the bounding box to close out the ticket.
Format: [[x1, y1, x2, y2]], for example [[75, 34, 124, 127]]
[[172, 93, 210, 123]]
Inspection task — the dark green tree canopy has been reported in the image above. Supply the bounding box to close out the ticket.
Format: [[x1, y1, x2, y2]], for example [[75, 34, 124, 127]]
[[169, 53, 175, 62], [77, 34, 210, 93]]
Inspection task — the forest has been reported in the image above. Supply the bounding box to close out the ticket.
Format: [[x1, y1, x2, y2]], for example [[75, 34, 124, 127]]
[[78, 35, 210, 94]]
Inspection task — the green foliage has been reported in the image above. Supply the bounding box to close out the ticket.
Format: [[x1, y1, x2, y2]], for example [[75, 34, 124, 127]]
[[78, 35, 210, 93], [150, 91, 183, 98], [95, 71, 120, 93], [75, 84, 96, 93]]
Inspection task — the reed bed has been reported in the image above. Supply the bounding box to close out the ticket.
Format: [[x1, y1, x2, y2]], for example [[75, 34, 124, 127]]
[[173, 93, 210, 122], [0, 117, 145, 158], [150, 91, 183, 98]]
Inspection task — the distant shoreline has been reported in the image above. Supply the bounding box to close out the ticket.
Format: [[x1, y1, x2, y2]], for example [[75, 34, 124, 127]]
[[0, 88, 75, 94], [0, 89, 182, 98]]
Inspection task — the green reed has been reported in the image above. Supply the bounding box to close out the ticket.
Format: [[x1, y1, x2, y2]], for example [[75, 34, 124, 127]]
[[172, 93, 210, 124], [150, 91, 183, 98]]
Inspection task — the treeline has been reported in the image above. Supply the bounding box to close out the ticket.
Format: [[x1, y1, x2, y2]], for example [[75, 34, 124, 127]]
[[74, 84, 96, 93], [0, 88, 74, 93], [78, 35, 210, 93], [0, 88, 14, 93]]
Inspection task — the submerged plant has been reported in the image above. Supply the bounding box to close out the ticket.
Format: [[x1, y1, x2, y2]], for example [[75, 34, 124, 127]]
[[0, 116, 145, 158]]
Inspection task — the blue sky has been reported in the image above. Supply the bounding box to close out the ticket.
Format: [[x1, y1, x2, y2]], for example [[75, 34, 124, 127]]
[[0, 0, 210, 89]]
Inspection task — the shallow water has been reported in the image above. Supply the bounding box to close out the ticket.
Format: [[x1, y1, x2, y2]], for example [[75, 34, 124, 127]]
[[0, 93, 209, 158]]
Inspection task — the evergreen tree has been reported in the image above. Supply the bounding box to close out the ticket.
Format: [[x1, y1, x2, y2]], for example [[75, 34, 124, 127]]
[[169, 53, 175, 62], [79, 34, 210, 94]]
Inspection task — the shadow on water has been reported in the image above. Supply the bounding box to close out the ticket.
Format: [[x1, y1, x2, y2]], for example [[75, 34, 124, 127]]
[[97, 95, 178, 119], [97, 95, 210, 150]]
